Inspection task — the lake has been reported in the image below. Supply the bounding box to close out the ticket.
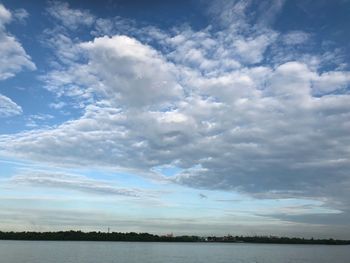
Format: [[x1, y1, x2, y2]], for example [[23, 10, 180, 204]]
[[0, 240, 349, 263]]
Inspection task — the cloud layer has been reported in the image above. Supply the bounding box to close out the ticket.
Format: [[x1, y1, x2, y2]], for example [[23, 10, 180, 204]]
[[0, 0, 350, 232]]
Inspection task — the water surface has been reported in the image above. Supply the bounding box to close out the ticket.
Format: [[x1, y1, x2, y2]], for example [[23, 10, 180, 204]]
[[0, 240, 349, 263]]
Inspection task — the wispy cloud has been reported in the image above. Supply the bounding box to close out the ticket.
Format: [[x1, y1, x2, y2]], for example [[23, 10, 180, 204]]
[[47, 1, 95, 30], [11, 170, 153, 198], [0, 94, 22, 118]]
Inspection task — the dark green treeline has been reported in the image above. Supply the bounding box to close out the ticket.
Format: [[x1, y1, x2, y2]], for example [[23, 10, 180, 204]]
[[0, 231, 349, 245]]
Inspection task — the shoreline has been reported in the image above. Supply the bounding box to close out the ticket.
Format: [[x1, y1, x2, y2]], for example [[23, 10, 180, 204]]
[[1, 240, 349, 245], [1, 231, 349, 245]]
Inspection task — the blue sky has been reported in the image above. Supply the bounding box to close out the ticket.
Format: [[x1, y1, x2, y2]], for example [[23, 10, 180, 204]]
[[0, 0, 350, 238]]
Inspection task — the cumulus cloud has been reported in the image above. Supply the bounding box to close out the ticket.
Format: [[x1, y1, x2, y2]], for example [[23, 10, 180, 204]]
[[313, 71, 350, 95], [79, 36, 183, 108], [0, 94, 23, 117], [165, 22, 277, 69], [0, 4, 35, 80], [42, 35, 183, 109]]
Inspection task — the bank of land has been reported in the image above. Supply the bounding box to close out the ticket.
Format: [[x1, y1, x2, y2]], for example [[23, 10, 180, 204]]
[[0, 231, 349, 245]]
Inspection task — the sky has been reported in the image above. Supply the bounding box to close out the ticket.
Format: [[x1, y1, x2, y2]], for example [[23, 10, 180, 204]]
[[0, 0, 350, 239]]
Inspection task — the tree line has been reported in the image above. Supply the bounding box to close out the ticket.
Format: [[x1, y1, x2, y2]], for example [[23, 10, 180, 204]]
[[0, 231, 349, 245]]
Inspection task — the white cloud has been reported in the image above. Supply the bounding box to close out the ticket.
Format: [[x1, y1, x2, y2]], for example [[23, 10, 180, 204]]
[[0, 94, 22, 117], [49, 101, 66, 109], [41, 29, 82, 65], [80, 36, 183, 108], [47, 1, 95, 30], [313, 71, 350, 95], [205, 0, 286, 30], [25, 114, 54, 128], [13, 8, 29, 23], [282, 31, 310, 45], [0, 4, 11, 25], [267, 61, 315, 99], [0, 4, 36, 80], [165, 26, 276, 70], [257, 0, 286, 26], [231, 33, 278, 64], [0, 33, 36, 80], [43, 35, 183, 109], [205, 0, 252, 30]]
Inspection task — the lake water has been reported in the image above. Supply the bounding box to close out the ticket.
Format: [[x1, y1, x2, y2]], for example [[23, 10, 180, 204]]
[[0, 240, 349, 263]]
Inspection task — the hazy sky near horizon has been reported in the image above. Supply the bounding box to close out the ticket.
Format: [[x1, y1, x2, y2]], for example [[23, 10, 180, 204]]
[[0, 0, 350, 238]]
